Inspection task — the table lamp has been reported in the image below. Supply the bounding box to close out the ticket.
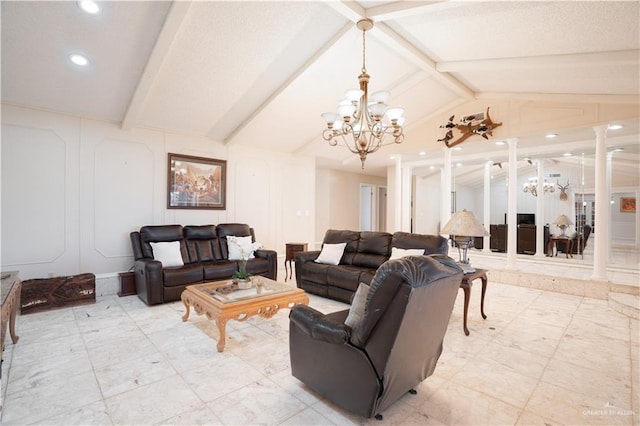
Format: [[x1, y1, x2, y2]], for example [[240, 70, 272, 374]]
[[553, 214, 573, 236], [441, 209, 490, 274]]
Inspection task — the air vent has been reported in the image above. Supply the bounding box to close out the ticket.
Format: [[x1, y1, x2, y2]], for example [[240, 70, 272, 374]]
[[548, 173, 561, 178]]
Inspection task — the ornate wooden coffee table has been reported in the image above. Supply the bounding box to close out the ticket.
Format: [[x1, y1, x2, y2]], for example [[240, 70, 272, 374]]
[[181, 277, 308, 352]]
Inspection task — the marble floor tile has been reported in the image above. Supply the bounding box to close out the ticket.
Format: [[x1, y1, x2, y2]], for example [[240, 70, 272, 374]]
[[104, 375, 201, 425], [1, 280, 636, 426], [206, 377, 307, 425], [181, 355, 264, 402], [2, 370, 103, 424], [94, 351, 176, 398]]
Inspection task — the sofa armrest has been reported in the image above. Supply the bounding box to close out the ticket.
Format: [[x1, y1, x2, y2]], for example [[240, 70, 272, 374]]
[[134, 259, 164, 305], [254, 249, 277, 280], [289, 305, 350, 344], [294, 250, 320, 285]]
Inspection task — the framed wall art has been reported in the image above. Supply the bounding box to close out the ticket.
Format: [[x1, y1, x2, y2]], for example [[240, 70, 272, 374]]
[[167, 153, 226, 210], [620, 197, 636, 213]]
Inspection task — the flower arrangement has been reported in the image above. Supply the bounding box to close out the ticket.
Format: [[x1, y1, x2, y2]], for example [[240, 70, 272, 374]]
[[232, 241, 262, 281]]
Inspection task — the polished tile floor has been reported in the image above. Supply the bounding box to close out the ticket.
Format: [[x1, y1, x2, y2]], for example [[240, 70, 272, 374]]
[[1, 277, 638, 425]]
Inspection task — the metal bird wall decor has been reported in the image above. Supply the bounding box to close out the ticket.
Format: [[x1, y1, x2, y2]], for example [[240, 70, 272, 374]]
[[438, 107, 503, 148]]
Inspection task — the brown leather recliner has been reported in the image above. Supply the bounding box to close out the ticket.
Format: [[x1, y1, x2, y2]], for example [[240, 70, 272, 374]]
[[289, 254, 463, 419]]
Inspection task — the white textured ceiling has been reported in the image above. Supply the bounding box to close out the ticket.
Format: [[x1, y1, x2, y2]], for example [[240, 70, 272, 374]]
[[2, 1, 639, 179]]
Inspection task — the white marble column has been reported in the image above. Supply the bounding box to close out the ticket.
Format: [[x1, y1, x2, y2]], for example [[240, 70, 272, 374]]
[[483, 160, 491, 252], [401, 164, 413, 232], [394, 156, 402, 232], [441, 147, 452, 232], [592, 125, 608, 281], [535, 159, 546, 257], [507, 138, 518, 269], [606, 151, 613, 261]]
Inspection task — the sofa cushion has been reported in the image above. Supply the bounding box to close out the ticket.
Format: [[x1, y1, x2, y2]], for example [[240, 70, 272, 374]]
[[245, 257, 269, 275], [351, 231, 391, 269], [150, 241, 184, 267], [162, 264, 203, 287], [202, 261, 238, 281], [300, 261, 331, 285], [140, 225, 185, 259], [391, 232, 448, 255], [315, 243, 347, 265], [184, 225, 222, 262], [327, 265, 364, 292]]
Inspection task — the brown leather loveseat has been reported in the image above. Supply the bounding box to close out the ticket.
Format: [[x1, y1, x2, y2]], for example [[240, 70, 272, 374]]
[[294, 229, 448, 303], [130, 223, 276, 305], [289, 254, 463, 418]]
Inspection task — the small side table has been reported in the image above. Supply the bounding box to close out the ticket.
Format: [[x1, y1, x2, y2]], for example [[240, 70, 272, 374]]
[[1, 271, 21, 353], [285, 243, 308, 282], [548, 236, 573, 258], [459, 268, 488, 336]]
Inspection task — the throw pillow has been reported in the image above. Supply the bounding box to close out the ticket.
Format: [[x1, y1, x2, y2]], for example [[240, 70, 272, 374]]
[[345, 282, 370, 329], [389, 247, 424, 260], [150, 241, 184, 268], [227, 236, 262, 260], [314, 242, 347, 265]]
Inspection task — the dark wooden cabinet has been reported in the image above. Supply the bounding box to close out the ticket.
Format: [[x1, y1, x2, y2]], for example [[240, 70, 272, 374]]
[[118, 272, 136, 297]]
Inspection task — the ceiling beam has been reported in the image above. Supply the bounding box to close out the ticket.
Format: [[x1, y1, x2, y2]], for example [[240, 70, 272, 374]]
[[477, 92, 640, 105], [437, 49, 640, 72], [366, 1, 452, 21], [223, 22, 353, 144], [371, 22, 475, 100], [121, 1, 192, 130], [324, 1, 365, 23]]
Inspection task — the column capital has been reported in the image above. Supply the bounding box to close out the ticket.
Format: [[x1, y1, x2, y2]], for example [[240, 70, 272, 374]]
[[593, 124, 608, 137]]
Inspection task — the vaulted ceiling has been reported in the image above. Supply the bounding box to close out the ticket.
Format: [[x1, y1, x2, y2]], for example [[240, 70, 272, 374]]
[[2, 1, 639, 180]]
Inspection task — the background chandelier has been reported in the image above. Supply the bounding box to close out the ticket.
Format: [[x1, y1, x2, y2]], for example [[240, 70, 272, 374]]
[[321, 18, 405, 169], [523, 177, 555, 196]]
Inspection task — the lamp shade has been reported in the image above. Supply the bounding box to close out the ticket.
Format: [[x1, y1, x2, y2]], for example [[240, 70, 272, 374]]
[[441, 209, 490, 237], [553, 214, 574, 226]]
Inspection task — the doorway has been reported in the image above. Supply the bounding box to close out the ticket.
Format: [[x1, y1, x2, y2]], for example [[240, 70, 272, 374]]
[[359, 184, 387, 232]]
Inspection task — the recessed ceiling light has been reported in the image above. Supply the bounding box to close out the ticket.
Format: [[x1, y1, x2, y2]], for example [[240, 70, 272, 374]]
[[612, 147, 624, 152], [545, 133, 558, 139], [389, 156, 396, 160], [419, 151, 426, 156], [78, 0, 100, 14], [456, 162, 463, 167], [429, 165, 435, 170], [453, 147, 462, 151], [495, 141, 505, 146], [608, 124, 623, 130], [69, 54, 89, 66], [563, 152, 572, 157]]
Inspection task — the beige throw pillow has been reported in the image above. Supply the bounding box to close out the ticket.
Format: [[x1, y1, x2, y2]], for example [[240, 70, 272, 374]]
[[150, 241, 184, 267], [389, 247, 424, 260], [314, 242, 347, 265], [345, 282, 370, 329]]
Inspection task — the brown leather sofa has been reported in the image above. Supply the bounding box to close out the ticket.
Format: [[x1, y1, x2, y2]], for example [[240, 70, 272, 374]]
[[289, 254, 463, 419], [130, 223, 276, 305], [517, 224, 550, 254], [294, 229, 448, 304]]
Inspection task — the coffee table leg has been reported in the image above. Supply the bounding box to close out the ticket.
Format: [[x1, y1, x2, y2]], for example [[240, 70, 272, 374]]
[[216, 318, 227, 352], [181, 297, 190, 322]]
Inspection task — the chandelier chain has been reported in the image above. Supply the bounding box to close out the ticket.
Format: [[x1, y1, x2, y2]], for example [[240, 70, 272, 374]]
[[361, 27, 367, 73]]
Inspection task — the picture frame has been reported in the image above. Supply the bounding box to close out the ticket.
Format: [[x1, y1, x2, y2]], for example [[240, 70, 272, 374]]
[[167, 153, 226, 210], [620, 197, 636, 213]]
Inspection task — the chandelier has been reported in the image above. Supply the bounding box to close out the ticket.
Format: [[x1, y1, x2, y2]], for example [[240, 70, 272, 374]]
[[320, 18, 405, 169], [523, 177, 555, 196]]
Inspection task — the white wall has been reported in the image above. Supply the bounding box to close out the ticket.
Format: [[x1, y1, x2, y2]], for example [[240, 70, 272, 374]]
[[1, 105, 315, 279], [314, 168, 385, 246]]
